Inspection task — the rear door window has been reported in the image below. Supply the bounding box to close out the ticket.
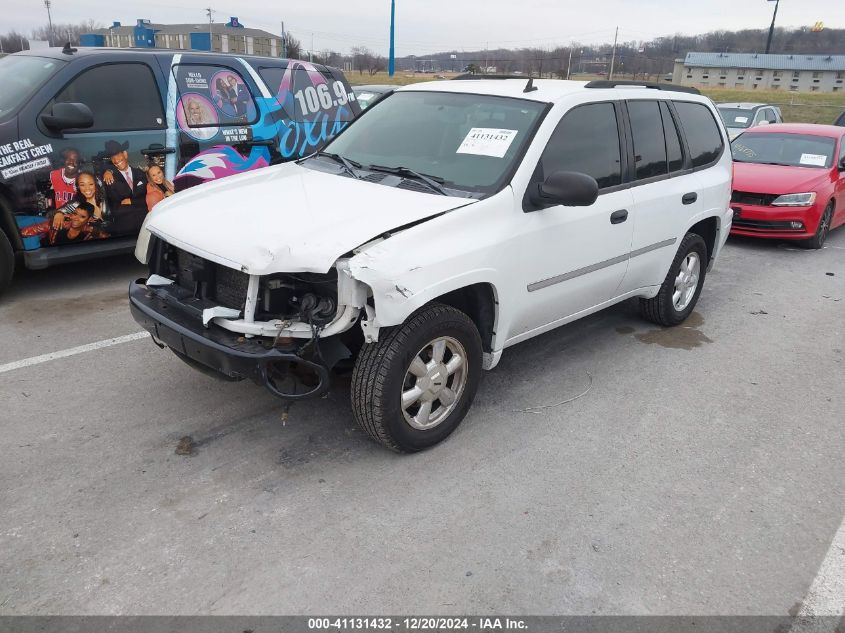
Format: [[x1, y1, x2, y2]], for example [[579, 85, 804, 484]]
[[538, 102, 623, 189], [48, 63, 164, 132], [627, 100, 667, 180], [673, 101, 724, 169], [172, 64, 258, 138], [660, 101, 685, 172]]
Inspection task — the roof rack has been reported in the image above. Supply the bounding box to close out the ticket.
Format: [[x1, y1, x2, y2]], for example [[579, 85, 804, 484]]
[[584, 80, 700, 95], [451, 73, 530, 81]]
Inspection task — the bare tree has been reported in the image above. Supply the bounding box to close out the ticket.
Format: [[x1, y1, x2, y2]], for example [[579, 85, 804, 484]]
[[351, 46, 373, 75], [367, 55, 387, 75], [283, 32, 302, 59], [1, 30, 29, 53], [31, 20, 101, 46], [317, 49, 342, 67]]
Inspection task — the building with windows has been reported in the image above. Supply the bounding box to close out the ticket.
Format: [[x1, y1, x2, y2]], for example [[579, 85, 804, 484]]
[[672, 52, 845, 92], [80, 17, 284, 58]]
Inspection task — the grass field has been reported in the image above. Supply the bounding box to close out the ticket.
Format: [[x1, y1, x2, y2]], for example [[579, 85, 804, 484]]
[[349, 72, 845, 125]]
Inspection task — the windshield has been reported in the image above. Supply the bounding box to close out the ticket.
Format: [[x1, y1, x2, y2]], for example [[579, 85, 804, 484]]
[[319, 91, 547, 195], [0, 56, 64, 118], [718, 107, 756, 129], [732, 133, 835, 169]]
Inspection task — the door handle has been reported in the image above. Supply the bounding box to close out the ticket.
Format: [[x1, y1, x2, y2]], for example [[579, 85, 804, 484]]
[[682, 192, 698, 205], [610, 209, 628, 224], [141, 145, 176, 155]]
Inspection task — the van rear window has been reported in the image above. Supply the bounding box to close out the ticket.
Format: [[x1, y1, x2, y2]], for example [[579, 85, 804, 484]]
[[0, 56, 64, 118]]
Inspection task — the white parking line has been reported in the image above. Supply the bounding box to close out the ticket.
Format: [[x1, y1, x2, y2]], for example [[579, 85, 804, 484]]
[[0, 332, 149, 375], [790, 516, 845, 632]]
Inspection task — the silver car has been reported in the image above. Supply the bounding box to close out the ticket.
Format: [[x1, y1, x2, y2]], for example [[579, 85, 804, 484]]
[[717, 102, 783, 140]]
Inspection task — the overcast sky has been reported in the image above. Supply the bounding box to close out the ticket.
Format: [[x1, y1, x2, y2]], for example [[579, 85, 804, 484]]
[[8, 0, 844, 55]]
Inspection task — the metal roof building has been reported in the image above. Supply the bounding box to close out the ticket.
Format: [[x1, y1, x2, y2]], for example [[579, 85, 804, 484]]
[[80, 17, 284, 58], [673, 52, 845, 93]]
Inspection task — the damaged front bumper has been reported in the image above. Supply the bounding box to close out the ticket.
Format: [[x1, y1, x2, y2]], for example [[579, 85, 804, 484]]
[[129, 278, 334, 400]]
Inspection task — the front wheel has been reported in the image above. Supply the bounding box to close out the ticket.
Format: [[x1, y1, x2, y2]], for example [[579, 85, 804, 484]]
[[640, 232, 708, 327], [351, 303, 482, 452], [800, 202, 833, 250]]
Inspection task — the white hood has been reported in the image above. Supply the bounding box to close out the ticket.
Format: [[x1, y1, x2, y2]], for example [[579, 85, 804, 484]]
[[145, 162, 475, 274]]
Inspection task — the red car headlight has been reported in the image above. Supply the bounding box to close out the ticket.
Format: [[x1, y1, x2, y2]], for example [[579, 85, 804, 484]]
[[771, 192, 816, 207]]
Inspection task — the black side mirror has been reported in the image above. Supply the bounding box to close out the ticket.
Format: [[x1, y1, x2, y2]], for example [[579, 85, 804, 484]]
[[40, 102, 94, 132], [527, 170, 599, 209]]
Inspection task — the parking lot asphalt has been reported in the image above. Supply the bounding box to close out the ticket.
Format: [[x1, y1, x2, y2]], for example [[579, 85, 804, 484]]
[[1, 231, 843, 615]]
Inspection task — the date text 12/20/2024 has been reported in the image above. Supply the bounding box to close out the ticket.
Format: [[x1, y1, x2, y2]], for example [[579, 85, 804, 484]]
[[307, 618, 528, 630]]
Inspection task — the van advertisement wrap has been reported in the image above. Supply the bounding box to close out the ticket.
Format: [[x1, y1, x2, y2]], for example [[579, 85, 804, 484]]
[[14, 140, 173, 249], [6, 54, 358, 251]]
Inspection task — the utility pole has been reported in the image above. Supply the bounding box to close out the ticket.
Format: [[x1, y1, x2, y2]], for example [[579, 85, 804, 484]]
[[310, 32, 314, 62], [281, 21, 286, 57], [205, 7, 214, 52], [566, 47, 573, 79], [388, 0, 396, 77], [485, 41, 489, 74], [765, 0, 780, 54], [44, 0, 54, 47], [608, 26, 619, 80]]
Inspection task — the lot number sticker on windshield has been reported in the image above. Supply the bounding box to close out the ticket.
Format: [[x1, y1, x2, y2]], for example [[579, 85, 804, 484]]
[[799, 153, 827, 167], [734, 116, 749, 124], [457, 128, 518, 158]]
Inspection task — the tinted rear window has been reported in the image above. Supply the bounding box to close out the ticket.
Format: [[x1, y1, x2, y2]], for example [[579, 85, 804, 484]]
[[660, 101, 685, 172], [628, 100, 667, 180], [674, 101, 724, 168]]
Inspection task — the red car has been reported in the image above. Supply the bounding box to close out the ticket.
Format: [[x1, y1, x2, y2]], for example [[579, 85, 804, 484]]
[[730, 123, 845, 248]]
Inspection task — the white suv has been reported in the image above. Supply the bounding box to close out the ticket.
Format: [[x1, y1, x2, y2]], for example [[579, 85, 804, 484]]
[[131, 78, 732, 452]]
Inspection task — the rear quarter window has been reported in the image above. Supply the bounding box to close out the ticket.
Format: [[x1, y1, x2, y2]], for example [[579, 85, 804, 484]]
[[673, 101, 724, 169]]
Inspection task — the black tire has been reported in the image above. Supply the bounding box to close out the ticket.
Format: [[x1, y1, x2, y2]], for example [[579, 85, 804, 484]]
[[351, 303, 482, 453], [639, 232, 708, 327], [0, 229, 14, 298], [799, 202, 833, 250]]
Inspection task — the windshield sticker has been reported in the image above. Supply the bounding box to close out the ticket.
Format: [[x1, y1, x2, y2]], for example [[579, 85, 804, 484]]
[[457, 128, 518, 158], [799, 153, 827, 167], [734, 116, 749, 124]]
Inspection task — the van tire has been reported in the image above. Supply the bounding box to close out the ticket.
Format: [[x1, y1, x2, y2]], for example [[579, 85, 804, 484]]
[[0, 229, 14, 298], [351, 303, 482, 453], [639, 232, 708, 327]]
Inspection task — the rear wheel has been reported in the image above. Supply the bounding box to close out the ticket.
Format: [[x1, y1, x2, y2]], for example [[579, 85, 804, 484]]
[[0, 229, 14, 298], [351, 303, 482, 452], [640, 232, 708, 327], [800, 202, 833, 250]]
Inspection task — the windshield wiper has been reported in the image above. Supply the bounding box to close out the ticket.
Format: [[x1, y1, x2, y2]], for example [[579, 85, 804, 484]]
[[316, 151, 362, 179], [366, 164, 450, 196]]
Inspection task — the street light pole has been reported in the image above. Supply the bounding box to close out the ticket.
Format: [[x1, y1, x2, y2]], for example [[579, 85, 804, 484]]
[[765, 0, 780, 54], [44, 0, 54, 47], [388, 0, 396, 77]]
